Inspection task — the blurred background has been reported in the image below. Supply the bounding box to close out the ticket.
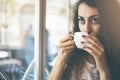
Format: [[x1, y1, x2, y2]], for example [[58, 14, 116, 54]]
[[0, 0, 35, 80]]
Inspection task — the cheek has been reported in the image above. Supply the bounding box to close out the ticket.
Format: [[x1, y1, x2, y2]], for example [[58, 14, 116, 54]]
[[78, 25, 84, 31], [92, 26, 100, 34]]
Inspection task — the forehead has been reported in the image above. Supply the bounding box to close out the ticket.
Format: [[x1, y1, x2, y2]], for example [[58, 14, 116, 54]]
[[78, 2, 99, 17]]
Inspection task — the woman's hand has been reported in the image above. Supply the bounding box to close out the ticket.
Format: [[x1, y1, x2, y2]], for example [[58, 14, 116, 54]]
[[83, 35, 111, 80], [83, 35, 106, 69], [48, 33, 75, 80], [83, 35, 104, 60], [58, 33, 75, 59]]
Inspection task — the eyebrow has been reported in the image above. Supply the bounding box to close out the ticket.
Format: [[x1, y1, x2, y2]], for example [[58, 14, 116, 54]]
[[89, 15, 99, 19], [78, 15, 99, 19]]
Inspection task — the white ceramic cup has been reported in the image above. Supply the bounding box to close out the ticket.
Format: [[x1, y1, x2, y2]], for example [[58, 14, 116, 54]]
[[73, 32, 89, 49]]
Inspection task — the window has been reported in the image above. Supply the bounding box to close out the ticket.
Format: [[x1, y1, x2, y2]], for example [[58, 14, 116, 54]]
[[0, 0, 36, 80]]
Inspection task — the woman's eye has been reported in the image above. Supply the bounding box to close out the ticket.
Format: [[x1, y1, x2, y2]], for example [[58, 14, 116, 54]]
[[78, 17, 85, 24], [90, 18, 100, 24]]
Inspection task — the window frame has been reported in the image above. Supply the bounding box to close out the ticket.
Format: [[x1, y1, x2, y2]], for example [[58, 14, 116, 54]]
[[35, 0, 46, 80]]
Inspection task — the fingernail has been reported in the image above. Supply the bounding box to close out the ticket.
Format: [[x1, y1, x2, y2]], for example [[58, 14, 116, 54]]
[[83, 47, 86, 49], [68, 32, 72, 34], [81, 42, 84, 44], [82, 35, 87, 37], [88, 32, 90, 34]]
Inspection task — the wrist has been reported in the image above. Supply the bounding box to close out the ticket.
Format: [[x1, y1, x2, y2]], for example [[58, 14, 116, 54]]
[[56, 52, 68, 64], [95, 56, 108, 72], [99, 69, 111, 80], [95, 57, 111, 80], [57, 50, 70, 61]]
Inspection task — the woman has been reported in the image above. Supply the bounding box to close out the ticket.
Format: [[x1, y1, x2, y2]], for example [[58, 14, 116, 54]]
[[48, 0, 112, 80]]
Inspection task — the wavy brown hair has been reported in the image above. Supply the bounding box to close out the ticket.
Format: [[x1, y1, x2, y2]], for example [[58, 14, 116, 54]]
[[61, 0, 114, 80]]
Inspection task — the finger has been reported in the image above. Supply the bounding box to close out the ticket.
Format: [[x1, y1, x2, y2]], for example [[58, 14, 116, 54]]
[[84, 42, 101, 53], [83, 47, 98, 58], [88, 35, 103, 47], [83, 42, 104, 58], [64, 45, 75, 50], [68, 31, 73, 34], [60, 45, 75, 55], [84, 36, 103, 52], [59, 40, 75, 48], [59, 34, 73, 43]]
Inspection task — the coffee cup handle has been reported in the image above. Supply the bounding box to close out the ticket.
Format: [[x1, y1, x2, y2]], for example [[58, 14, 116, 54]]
[[71, 35, 74, 41]]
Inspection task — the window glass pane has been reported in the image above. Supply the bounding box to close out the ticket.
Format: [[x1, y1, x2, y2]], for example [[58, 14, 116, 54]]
[[45, 0, 67, 79], [0, 0, 36, 79]]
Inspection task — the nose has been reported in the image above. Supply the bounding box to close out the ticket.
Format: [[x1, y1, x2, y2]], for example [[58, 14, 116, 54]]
[[83, 21, 90, 32]]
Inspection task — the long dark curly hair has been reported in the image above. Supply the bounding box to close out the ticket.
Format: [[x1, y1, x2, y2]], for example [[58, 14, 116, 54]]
[[61, 0, 119, 80]]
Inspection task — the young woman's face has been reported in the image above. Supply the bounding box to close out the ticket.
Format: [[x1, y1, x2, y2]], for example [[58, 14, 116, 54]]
[[78, 2, 100, 36]]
